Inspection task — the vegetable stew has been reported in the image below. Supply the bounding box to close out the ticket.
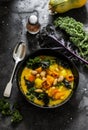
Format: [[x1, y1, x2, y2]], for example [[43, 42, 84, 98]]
[[19, 55, 75, 107]]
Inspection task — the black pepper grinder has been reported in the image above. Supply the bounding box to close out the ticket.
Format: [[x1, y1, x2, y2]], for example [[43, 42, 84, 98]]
[[26, 12, 40, 34]]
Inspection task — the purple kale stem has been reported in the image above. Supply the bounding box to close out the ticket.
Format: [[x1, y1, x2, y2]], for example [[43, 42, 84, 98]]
[[49, 35, 88, 65]]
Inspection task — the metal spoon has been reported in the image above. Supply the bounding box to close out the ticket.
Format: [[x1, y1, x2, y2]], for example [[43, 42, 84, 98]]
[[3, 42, 26, 97]]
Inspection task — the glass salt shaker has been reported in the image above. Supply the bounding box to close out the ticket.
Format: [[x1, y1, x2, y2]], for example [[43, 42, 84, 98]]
[[26, 14, 40, 34]]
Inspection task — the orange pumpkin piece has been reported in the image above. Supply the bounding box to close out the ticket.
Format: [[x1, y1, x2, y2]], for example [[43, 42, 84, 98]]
[[47, 87, 59, 97], [51, 70, 59, 78], [35, 67, 42, 73], [66, 74, 74, 82], [54, 92, 65, 100], [28, 74, 35, 82], [42, 80, 51, 90], [46, 75, 54, 85]]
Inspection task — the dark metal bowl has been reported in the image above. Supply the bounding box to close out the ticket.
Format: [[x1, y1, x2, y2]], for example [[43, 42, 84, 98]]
[[17, 48, 79, 108]]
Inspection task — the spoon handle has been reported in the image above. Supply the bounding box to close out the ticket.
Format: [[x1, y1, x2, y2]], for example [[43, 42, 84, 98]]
[[3, 81, 12, 97], [3, 62, 18, 97]]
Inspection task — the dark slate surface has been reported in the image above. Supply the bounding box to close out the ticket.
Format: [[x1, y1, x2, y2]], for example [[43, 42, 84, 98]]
[[0, 0, 88, 130]]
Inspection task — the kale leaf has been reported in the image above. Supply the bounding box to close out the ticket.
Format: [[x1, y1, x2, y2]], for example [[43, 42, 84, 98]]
[[26, 57, 41, 69], [54, 16, 88, 62], [11, 109, 23, 123], [26, 56, 55, 70], [0, 98, 23, 124], [0, 98, 12, 116]]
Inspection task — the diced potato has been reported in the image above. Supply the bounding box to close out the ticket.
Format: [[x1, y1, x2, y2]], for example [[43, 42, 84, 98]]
[[34, 78, 43, 88], [49, 64, 58, 71], [60, 69, 67, 77]]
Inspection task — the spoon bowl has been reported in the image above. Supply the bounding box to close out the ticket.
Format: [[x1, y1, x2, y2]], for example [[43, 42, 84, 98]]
[[13, 43, 26, 62]]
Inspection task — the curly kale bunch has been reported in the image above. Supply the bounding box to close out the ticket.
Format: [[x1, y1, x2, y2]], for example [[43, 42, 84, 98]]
[[11, 109, 23, 123], [54, 16, 88, 61], [0, 98, 12, 116], [0, 98, 23, 124]]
